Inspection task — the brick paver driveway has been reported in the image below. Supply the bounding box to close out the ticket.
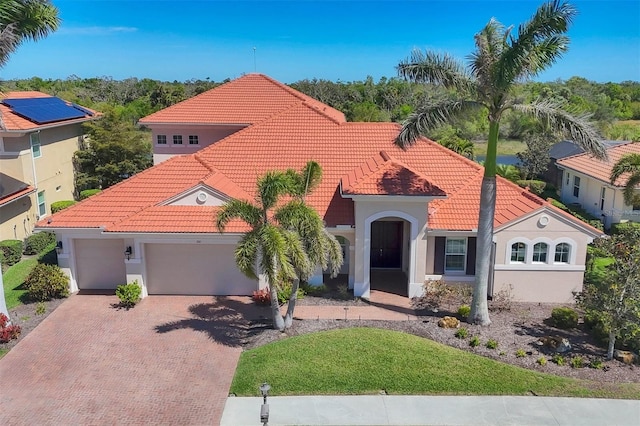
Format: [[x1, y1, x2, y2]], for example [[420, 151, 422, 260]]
[[0, 294, 262, 425]]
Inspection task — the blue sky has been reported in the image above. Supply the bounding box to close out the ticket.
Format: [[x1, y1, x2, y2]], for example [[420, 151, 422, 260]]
[[2, 0, 639, 83]]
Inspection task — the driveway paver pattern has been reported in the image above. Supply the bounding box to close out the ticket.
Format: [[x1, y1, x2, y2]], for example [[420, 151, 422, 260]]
[[0, 294, 260, 426]]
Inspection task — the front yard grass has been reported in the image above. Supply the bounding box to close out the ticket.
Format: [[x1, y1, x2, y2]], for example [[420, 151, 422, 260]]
[[231, 328, 639, 399], [2, 243, 56, 309]]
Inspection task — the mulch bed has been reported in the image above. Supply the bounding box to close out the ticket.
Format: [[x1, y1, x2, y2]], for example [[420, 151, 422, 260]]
[[1, 298, 66, 352]]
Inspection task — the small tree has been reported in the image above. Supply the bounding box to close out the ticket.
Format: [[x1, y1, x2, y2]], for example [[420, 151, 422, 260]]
[[577, 227, 640, 360], [516, 132, 555, 179]]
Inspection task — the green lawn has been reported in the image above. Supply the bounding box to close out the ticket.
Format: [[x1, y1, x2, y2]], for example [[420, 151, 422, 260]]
[[0, 348, 8, 359], [2, 244, 56, 309], [231, 328, 640, 399], [473, 139, 525, 156]]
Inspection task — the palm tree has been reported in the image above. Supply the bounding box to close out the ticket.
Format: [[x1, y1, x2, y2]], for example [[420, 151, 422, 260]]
[[0, 0, 60, 67], [396, 0, 606, 325], [217, 161, 342, 331], [610, 153, 640, 209], [0, 0, 59, 321], [496, 164, 521, 183]]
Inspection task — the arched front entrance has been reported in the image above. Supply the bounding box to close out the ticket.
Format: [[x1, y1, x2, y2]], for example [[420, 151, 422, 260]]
[[369, 219, 408, 296]]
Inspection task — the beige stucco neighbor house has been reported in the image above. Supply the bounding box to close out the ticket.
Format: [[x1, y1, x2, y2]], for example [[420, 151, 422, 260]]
[[0, 92, 97, 241], [557, 141, 640, 230], [37, 74, 602, 303]]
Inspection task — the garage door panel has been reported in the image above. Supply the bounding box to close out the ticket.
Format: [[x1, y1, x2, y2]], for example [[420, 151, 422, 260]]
[[75, 239, 126, 289], [145, 244, 256, 295]]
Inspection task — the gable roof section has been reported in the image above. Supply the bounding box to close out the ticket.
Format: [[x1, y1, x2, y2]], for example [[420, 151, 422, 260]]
[[37, 74, 603, 235], [1, 91, 97, 131], [341, 151, 446, 197], [557, 141, 640, 187], [139, 73, 345, 125]]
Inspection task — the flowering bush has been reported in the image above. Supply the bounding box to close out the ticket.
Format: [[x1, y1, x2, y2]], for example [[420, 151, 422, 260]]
[[0, 313, 21, 343]]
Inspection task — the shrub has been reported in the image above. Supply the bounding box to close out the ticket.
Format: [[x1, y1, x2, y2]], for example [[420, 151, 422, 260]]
[[537, 356, 547, 366], [552, 354, 565, 366], [515, 349, 527, 358], [35, 302, 46, 316], [550, 307, 579, 329], [570, 356, 584, 369], [276, 281, 305, 305], [23, 232, 56, 255], [610, 221, 640, 235], [24, 263, 70, 301], [489, 284, 513, 312], [0, 313, 22, 343], [50, 200, 76, 213], [115, 281, 142, 308], [469, 336, 480, 347], [516, 179, 546, 196], [79, 189, 101, 200], [454, 327, 468, 339], [252, 287, 271, 305], [0, 240, 22, 266], [589, 358, 605, 370], [486, 339, 498, 350], [457, 304, 471, 318]]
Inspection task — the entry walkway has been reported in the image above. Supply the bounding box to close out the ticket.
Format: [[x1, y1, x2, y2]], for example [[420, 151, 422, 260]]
[[221, 395, 640, 425]]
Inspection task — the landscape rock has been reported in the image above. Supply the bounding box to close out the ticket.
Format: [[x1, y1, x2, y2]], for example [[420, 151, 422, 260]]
[[437, 316, 460, 329], [614, 350, 639, 365], [537, 336, 572, 353]]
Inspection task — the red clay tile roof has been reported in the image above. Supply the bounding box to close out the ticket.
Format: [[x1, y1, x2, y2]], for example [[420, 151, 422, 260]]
[[341, 151, 447, 197], [139, 73, 345, 125], [38, 74, 599, 234], [0, 185, 36, 207], [1, 91, 97, 131], [557, 141, 640, 187]]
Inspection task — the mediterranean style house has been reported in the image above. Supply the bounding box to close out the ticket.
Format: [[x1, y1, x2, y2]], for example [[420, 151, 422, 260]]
[[37, 74, 602, 303], [556, 141, 640, 230], [0, 92, 97, 241]]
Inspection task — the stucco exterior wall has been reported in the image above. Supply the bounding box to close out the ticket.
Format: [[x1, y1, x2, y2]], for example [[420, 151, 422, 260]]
[[151, 124, 245, 164], [493, 270, 584, 303]]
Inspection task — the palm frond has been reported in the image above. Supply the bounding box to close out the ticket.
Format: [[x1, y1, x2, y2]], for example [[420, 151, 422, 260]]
[[257, 171, 295, 211], [282, 230, 312, 280], [216, 199, 262, 232], [395, 99, 483, 149], [397, 49, 474, 93], [498, 0, 575, 83], [513, 100, 606, 160], [610, 154, 640, 183], [259, 224, 296, 284], [324, 229, 343, 278], [621, 173, 640, 207], [468, 18, 505, 98], [235, 231, 259, 279]]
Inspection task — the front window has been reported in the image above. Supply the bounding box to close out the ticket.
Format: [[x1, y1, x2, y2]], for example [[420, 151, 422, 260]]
[[445, 238, 466, 272], [189, 135, 199, 145], [532, 243, 548, 263], [30, 133, 41, 158], [157, 135, 167, 145], [573, 176, 580, 198], [510, 242, 526, 263], [554, 243, 570, 263], [600, 187, 606, 211], [173, 135, 183, 145], [37, 191, 46, 217]]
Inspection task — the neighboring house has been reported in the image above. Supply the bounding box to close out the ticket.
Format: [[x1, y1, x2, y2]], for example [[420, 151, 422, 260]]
[[556, 141, 640, 230], [37, 74, 602, 304], [0, 92, 98, 241], [545, 140, 629, 191]]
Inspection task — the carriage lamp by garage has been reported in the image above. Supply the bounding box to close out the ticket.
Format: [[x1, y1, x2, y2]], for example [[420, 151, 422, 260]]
[[259, 382, 270, 425], [55, 241, 63, 254], [124, 246, 133, 260]]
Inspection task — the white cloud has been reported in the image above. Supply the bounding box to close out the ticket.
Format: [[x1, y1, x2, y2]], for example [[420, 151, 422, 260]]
[[58, 26, 138, 36]]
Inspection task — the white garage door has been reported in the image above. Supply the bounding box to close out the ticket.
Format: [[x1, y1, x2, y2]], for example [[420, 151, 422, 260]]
[[145, 243, 257, 295], [75, 239, 126, 290]]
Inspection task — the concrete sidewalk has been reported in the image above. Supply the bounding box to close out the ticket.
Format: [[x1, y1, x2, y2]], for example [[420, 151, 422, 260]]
[[221, 395, 640, 425]]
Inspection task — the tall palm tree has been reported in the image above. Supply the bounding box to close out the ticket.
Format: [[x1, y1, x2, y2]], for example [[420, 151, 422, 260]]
[[217, 161, 342, 331], [0, 0, 59, 321], [610, 153, 640, 209], [396, 0, 606, 325]]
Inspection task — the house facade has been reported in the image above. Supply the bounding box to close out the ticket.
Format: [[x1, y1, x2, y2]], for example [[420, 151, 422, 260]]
[[38, 74, 602, 303], [0, 92, 97, 241], [556, 141, 640, 229]]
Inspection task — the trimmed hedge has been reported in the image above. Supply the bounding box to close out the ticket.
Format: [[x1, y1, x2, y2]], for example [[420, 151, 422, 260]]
[[51, 200, 76, 213], [79, 189, 101, 200], [551, 307, 578, 329], [516, 179, 546, 196], [0, 240, 22, 266], [23, 232, 56, 255], [548, 198, 604, 231], [611, 221, 640, 235]]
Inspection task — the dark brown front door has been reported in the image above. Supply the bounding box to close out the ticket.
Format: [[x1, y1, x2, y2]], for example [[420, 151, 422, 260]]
[[370, 221, 402, 268]]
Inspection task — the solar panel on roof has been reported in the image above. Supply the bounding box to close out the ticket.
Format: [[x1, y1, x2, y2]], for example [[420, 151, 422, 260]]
[[72, 103, 95, 117], [2, 97, 89, 124]]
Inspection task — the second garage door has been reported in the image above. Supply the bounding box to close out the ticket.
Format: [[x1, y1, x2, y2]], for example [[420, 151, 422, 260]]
[[145, 243, 257, 295]]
